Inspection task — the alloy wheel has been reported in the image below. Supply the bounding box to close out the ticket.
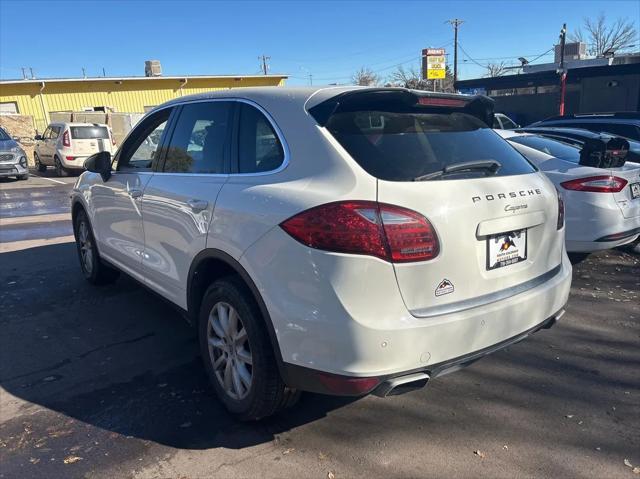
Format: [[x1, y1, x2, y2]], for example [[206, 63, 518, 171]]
[[207, 302, 253, 400], [78, 220, 93, 274]]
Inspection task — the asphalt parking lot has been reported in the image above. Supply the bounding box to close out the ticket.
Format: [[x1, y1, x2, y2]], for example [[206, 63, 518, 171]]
[[1, 173, 639, 479]]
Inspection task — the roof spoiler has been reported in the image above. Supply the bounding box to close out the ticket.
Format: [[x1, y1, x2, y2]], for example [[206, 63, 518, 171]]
[[580, 136, 629, 168], [308, 88, 495, 128]]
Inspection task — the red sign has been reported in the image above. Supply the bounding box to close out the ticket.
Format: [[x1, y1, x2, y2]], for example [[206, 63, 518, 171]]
[[423, 48, 446, 56]]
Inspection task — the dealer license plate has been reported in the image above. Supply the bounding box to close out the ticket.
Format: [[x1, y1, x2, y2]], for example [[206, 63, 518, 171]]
[[487, 229, 527, 270]]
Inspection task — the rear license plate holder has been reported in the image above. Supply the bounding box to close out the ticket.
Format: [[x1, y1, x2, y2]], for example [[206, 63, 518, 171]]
[[486, 229, 527, 270], [630, 182, 640, 199]]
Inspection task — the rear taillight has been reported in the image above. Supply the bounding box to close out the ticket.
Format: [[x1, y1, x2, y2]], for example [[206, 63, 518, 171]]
[[280, 201, 439, 263], [556, 189, 564, 230], [62, 130, 70, 147], [561, 176, 627, 193]]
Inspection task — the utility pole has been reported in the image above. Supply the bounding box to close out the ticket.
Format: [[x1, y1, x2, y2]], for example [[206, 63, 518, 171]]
[[21, 67, 26, 79], [558, 23, 567, 115], [82, 67, 86, 78], [29, 67, 35, 79], [447, 18, 464, 86], [259, 55, 271, 75]]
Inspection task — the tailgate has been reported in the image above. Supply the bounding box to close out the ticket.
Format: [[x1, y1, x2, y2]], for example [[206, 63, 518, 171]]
[[70, 126, 110, 156], [611, 162, 640, 218], [73, 138, 105, 155], [378, 173, 563, 314]]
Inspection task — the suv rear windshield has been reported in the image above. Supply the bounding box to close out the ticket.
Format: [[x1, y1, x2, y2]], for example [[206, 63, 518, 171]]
[[323, 110, 535, 181], [70, 126, 109, 139], [509, 135, 580, 163]]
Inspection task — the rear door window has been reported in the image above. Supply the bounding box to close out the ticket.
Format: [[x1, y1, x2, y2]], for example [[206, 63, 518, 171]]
[[70, 126, 110, 139], [323, 110, 535, 181], [163, 102, 232, 174], [237, 103, 284, 173], [508, 135, 581, 163], [50, 126, 61, 139]]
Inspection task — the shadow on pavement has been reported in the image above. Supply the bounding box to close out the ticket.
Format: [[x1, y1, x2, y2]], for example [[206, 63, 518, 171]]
[[0, 242, 356, 452]]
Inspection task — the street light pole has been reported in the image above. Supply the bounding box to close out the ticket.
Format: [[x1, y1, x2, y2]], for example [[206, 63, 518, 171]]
[[559, 23, 567, 116]]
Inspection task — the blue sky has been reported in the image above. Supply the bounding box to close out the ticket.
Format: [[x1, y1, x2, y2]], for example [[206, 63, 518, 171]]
[[1, 0, 638, 84]]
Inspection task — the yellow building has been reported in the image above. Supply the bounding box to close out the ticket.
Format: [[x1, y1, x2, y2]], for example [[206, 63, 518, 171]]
[[0, 74, 287, 132]]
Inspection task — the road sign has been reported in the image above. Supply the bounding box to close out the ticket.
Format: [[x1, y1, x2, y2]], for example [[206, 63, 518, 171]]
[[422, 48, 447, 80]]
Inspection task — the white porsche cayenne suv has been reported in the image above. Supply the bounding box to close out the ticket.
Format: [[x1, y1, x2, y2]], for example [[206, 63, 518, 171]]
[[71, 87, 572, 420]]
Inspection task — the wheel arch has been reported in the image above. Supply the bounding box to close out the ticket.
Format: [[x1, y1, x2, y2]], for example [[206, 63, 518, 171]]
[[187, 249, 286, 377]]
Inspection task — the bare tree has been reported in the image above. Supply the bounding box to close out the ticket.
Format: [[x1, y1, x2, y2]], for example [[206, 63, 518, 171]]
[[570, 13, 638, 56], [485, 61, 508, 77], [389, 65, 429, 89], [388, 64, 455, 92], [352, 67, 380, 86]]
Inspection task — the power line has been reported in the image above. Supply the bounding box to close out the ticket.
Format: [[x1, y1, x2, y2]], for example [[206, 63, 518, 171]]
[[458, 43, 556, 69], [306, 40, 453, 83]]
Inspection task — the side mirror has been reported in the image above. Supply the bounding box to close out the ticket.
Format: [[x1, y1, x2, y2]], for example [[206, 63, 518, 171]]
[[34, 134, 43, 141], [84, 151, 112, 181]]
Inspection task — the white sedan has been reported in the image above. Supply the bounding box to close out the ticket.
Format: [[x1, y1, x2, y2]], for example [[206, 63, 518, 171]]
[[497, 129, 640, 255]]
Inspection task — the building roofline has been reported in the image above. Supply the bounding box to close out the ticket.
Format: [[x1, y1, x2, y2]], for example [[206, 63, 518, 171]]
[[454, 63, 640, 90], [0, 74, 289, 85]]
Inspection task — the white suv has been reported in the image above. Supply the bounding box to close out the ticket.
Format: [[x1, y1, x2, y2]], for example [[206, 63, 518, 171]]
[[71, 87, 572, 420], [34, 122, 115, 176]]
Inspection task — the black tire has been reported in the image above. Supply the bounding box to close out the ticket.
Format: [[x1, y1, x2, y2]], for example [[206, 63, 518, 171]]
[[34, 153, 46, 172], [17, 174, 29, 181], [568, 252, 590, 265], [74, 209, 119, 285], [54, 156, 68, 177], [198, 276, 298, 420]]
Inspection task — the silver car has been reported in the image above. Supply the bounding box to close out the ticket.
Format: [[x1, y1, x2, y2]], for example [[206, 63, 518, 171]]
[[0, 127, 28, 180]]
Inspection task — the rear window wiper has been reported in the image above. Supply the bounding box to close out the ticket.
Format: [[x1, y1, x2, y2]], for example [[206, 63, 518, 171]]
[[413, 160, 502, 181]]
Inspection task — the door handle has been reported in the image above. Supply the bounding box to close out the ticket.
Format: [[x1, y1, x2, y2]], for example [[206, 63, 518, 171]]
[[187, 199, 208, 212], [128, 188, 143, 199]]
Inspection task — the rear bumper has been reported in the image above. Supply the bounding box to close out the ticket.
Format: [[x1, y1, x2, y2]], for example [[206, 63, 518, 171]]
[[243, 225, 573, 390], [60, 156, 88, 170], [282, 307, 565, 396], [567, 231, 640, 252], [565, 193, 640, 252]]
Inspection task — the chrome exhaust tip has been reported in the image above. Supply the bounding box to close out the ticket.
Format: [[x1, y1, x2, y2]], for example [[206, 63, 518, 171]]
[[372, 372, 429, 397]]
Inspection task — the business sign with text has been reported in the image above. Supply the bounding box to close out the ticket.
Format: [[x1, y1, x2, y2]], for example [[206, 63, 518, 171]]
[[422, 48, 446, 80]]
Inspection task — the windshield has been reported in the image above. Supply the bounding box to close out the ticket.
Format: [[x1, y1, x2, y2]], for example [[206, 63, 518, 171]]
[[324, 111, 535, 181], [509, 135, 581, 163], [70, 126, 110, 139], [0, 127, 10, 141]]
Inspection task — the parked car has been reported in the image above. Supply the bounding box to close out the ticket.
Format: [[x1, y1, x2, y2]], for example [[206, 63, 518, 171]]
[[528, 112, 640, 141], [516, 126, 640, 163], [0, 126, 29, 180], [71, 87, 572, 420], [497, 129, 640, 256], [34, 122, 115, 177], [493, 112, 519, 129]]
